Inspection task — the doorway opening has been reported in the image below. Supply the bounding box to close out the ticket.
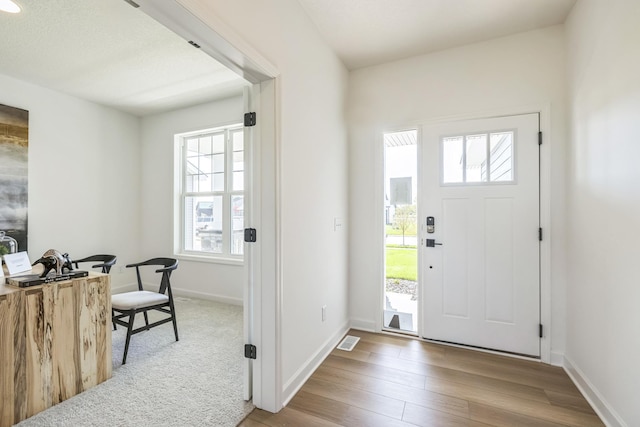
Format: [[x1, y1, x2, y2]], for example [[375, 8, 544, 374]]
[[383, 129, 418, 334]]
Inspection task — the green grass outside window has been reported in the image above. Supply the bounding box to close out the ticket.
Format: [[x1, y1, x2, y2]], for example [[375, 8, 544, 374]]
[[385, 247, 417, 281]]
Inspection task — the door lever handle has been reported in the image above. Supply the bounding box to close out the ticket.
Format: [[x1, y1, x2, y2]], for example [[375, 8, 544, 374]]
[[426, 239, 443, 247]]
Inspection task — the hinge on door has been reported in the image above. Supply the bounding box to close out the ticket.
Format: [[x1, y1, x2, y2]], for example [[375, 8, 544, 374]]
[[244, 228, 257, 243], [244, 112, 257, 127], [244, 344, 257, 359], [539, 324, 543, 338], [538, 131, 542, 146], [539, 228, 543, 241]]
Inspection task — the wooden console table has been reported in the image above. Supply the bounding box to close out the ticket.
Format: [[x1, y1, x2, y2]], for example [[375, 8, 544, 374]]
[[0, 272, 112, 426]]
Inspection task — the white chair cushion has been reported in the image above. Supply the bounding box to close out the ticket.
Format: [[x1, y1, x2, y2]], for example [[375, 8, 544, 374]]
[[112, 290, 169, 310]]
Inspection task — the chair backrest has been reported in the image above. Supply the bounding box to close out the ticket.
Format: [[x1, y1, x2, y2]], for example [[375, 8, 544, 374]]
[[72, 254, 117, 274], [125, 258, 178, 294]]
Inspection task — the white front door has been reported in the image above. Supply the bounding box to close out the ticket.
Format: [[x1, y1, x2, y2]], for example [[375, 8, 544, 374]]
[[421, 113, 540, 357]]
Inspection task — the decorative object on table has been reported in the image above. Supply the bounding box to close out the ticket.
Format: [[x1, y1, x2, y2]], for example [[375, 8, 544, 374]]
[[6, 270, 88, 288], [32, 249, 74, 277], [5, 249, 87, 288], [3, 250, 31, 275], [0, 104, 29, 253], [0, 230, 18, 256]]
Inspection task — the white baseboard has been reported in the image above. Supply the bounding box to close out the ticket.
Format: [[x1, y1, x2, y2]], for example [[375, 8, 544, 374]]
[[281, 320, 350, 406], [550, 351, 564, 367], [563, 355, 626, 427], [350, 317, 376, 332], [172, 287, 243, 306]]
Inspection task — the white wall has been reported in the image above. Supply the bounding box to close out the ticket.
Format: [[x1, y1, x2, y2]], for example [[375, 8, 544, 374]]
[[139, 96, 245, 304], [176, 0, 350, 404], [0, 72, 246, 300], [0, 73, 140, 289], [565, 2, 640, 425], [348, 26, 568, 358]]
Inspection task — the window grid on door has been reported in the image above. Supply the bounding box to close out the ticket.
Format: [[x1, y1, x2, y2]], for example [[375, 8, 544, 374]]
[[441, 130, 515, 185]]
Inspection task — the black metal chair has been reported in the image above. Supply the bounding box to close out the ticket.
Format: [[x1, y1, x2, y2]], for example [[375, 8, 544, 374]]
[[111, 258, 179, 364], [72, 254, 117, 273]]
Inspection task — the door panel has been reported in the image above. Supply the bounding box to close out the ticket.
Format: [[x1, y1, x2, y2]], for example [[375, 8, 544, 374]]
[[485, 197, 514, 323], [442, 198, 469, 318], [422, 114, 540, 357]]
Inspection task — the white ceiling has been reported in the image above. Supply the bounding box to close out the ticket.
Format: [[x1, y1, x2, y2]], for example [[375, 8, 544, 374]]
[[298, 0, 577, 70], [0, 0, 249, 116], [0, 1, 577, 116]]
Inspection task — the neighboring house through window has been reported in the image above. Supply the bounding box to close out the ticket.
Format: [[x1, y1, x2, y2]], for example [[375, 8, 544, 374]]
[[175, 123, 244, 261]]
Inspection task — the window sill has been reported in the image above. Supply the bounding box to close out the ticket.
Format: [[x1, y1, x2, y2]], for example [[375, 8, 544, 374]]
[[175, 253, 244, 266]]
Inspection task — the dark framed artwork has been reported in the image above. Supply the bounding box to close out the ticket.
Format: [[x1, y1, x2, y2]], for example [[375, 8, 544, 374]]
[[0, 103, 28, 253]]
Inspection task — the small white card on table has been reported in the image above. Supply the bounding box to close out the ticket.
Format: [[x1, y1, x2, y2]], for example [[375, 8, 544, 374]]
[[4, 251, 32, 276]]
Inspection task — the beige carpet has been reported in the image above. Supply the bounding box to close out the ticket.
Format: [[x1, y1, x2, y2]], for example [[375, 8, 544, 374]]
[[17, 297, 254, 427]]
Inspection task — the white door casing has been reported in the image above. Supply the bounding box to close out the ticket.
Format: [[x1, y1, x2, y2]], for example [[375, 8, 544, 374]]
[[421, 113, 540, 357], [243, 85, 255, 401], [136, 0, 281, 411]]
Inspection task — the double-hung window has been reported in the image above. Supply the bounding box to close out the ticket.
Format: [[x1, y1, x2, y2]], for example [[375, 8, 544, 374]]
[[176, 124, 244, 261]]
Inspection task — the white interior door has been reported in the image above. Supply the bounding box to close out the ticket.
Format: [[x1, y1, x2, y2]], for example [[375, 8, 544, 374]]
[[421, 113, 540, 357]]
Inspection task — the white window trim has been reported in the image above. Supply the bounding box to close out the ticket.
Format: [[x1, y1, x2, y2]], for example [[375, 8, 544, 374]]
[[174, 122, 245, 263]]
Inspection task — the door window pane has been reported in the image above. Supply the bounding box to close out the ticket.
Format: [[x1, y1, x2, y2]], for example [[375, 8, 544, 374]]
[[441, 130, 515, 185], [442, 136, 464, 183], [465, 134, 488, 183], [490, 132, 514, 182]]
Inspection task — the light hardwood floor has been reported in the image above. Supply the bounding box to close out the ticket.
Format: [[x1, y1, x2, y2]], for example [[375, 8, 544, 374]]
[[239, 329, 603, 427]]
